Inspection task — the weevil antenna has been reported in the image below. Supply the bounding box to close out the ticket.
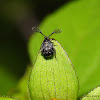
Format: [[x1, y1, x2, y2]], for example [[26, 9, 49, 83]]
[[48, 28, 62, 37], [32, 26, 46, 37]]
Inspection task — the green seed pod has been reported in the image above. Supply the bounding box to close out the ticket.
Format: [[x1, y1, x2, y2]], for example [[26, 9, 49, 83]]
[[29, 40, 78, 100], [0, 97, 16, 100]]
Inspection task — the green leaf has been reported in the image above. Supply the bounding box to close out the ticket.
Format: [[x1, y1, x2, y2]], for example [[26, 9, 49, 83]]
[[29, 40, 78, 100], [9, 66, 31, 100], [28, 0, 100, 98], [81, 87, 100, 100], [0, 66, 17, 95], [0, 97, 16, 100]]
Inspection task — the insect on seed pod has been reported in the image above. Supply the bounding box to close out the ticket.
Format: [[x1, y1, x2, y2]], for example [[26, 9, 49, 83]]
[[32, 26, 62, 58]]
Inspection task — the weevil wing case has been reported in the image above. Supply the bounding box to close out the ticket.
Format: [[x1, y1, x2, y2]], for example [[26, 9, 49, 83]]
[[41, 38, 55, 57]]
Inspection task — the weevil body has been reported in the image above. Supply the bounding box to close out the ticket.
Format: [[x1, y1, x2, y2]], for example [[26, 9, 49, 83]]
[[41, 37, 55, 57], [32, 27, 62, 58]]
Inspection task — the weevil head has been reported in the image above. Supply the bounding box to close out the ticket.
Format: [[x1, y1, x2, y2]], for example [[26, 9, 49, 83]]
[[43, 36, 50, 42], [44, 36, 49, 40]]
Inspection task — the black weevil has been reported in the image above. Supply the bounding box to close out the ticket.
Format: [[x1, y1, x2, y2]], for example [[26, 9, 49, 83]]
[[32, 26, 62, 58]]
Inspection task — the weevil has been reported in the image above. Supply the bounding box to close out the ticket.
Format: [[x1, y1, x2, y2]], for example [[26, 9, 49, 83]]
[[32, 26, 62, 58]]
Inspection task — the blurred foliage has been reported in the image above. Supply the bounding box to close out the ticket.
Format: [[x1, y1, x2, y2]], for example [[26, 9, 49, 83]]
[[0, 23, 29, 94], [28, 0, 100, 99], [0, 0, 71, 96], [0, 66, 17, 95], [0, 29, 28, 95], [8, 66, 31, 100], [0, 0, 30, 96]]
